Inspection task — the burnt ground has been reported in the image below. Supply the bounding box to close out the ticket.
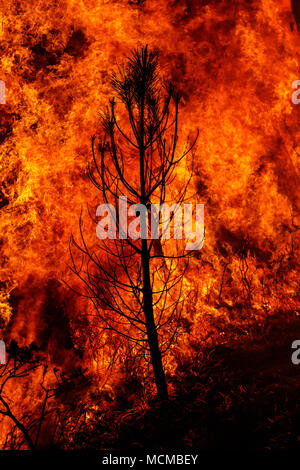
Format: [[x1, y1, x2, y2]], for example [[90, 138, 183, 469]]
[[98, 319, 300, 451]]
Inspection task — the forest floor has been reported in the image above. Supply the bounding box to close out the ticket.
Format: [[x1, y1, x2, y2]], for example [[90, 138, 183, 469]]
[[101, 314, 300, 451]]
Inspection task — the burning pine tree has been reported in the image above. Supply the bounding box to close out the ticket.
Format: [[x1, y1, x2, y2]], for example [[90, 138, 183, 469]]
[[69, 46, 200, 400]]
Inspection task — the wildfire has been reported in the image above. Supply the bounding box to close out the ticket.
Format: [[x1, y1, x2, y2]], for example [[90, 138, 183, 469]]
[[0, 0, 299, 449]]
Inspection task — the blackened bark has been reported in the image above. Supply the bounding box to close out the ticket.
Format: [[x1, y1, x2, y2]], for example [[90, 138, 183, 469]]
[[141, 239, 168, 399], [139, 73, 168, 399]]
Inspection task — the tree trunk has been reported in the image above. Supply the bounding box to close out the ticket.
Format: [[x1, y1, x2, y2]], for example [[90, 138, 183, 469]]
[[141, 239, 168, 400], [139, 62, 168, 400]]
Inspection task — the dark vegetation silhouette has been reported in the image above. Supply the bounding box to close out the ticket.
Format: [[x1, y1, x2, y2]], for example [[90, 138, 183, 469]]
[[291, 0, 300, 32], [0, 341, 86, 449]]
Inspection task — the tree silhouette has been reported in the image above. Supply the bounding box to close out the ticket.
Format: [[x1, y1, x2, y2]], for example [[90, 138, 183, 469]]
[[69, 46, 200, 400]]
